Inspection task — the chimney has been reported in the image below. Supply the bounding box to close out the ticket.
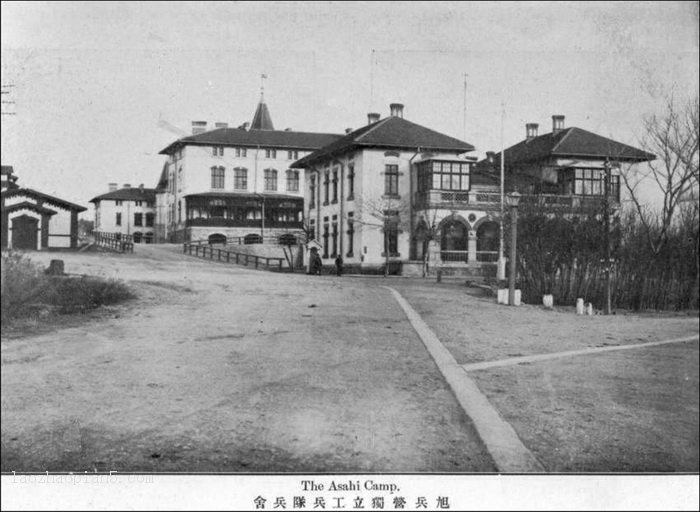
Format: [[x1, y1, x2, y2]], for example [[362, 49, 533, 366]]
[[214, 122, 229, 129], [367, 112, 381, 125], [526, 123, 539, 141], [108, 182, 118, 192], [123, 183, 131, 189], [239, 122, 250, 131], [192, 121, 208, 135], [345, 127, 353, 134], [486, 151, 496, 163], [552, 115, 565, 134], [389, 103, 404, 118]]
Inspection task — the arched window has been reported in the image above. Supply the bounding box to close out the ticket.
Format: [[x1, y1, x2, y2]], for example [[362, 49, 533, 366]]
[[208, 233, 227, 245], [133, 232, 143, 243], [264, 169, 278, 191], [211, 166, 225, 189]]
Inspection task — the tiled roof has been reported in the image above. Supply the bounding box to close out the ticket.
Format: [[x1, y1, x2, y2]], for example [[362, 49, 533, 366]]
[[159, 128, 342, 155], [2, 188, 87, 212], [492, 127, 655, 166], [155, 162, 168, 192], [251, 100, 274, 130], [291, 116, 474, 168], [90, 187, 157, 203]]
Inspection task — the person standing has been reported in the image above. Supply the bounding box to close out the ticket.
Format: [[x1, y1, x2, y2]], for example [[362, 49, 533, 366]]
[[334, 255, 343, 276]]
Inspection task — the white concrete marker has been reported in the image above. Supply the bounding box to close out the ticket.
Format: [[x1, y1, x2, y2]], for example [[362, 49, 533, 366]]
[[384, 286, 544, 473]]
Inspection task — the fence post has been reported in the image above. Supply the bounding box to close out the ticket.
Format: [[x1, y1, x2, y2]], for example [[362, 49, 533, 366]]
[[255, 256, 259, 269], [183, 243, 187, 253], [226, 252, 230, 263]]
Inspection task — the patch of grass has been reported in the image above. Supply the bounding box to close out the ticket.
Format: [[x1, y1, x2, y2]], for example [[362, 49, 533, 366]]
[[1, 251, 135, 324]]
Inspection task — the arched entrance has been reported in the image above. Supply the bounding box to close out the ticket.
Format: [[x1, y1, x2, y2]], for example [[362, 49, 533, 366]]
[[476, 221, 499, 262], [12, 215, 39, 250], [208, 233, 227, 245], [440, 217, 468, 262]]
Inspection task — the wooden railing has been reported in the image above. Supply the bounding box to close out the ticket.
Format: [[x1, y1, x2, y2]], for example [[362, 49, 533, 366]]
[[183, 240, 289, 271], [94, 231, 134, 253]]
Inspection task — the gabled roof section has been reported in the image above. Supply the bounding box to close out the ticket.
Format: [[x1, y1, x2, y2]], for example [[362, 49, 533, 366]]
[[155, 162, 168, 192], [291, 116, 475, 168], [90, 187, 157, 204], [2, 188, 87, 212], [159, 128, 342, 155], [3, 201, 58, 216], [495, 127, 655, 165], [251, 99, 274, 130]]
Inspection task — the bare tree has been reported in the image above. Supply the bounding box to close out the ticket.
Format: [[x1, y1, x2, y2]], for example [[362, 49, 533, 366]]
[[352, 194, 411, 277], [621, 95, 699, 255]]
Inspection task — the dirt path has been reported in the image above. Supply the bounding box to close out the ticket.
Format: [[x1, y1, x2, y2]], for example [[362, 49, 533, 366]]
[[1, 246, 495, 472]]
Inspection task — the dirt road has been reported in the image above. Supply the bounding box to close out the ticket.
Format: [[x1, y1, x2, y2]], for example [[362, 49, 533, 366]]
[[1, 246, 495, 472]]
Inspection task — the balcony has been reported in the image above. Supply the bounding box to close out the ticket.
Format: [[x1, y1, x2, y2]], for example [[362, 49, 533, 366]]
[[414, 190, 615, 212], [186, 217, 303, 229], [414, 190, 500, 210]]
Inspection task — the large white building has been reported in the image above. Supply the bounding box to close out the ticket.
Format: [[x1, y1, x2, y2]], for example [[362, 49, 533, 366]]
[[90, 183, 157, 243], [292, 103, 502, 275], [154, 96, 342, 243]]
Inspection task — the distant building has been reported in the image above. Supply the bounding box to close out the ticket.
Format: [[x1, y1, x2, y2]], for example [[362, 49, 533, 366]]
[[292, 103, 501, 273], [155, 94, 342, 243], [478, 115, 655, 212], [1, 165, 87, 250], [90, 183, 157, 243]]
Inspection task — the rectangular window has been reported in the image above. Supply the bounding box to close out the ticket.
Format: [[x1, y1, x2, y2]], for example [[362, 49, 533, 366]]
[[331, 169, 338, 203], [322, 222, 329, 259], [347, 165, 355, 200], [286, 170, 300, 192], [134, 213, 143, 227], [115, 200, 123, 206], [287, 150, 299, 160], [145, 213, 154, 227], [331, 220, 338, 258], [323, 171, 330, 205], [234, 168, 248, 190], [384, 209, 399, 256], [384, 164, 399, 196], [146, 201, 154, 208], [211, 167, 225, 189], [309, 175, 316, 209], [561, 168, 614, 197], [430, 161, 470, 191], [116, 212, 122, 226], [235, 147, 247, 158], [265, 149, 277, 159], [346, 212, 354, 257], [309, 219, 316, 241], [213, 146, 224, 157], [264, 169, 278, 191]]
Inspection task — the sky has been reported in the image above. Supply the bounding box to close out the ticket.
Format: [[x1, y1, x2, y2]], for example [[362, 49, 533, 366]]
[[1, 1, 698, 210]]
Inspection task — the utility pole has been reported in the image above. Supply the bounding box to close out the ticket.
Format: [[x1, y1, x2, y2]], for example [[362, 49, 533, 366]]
[[603, 157, 612, 315], [497, 103, 506, 281]]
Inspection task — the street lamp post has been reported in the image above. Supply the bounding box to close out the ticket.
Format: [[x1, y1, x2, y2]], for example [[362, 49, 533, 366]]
[[505, 191, 521, 306]]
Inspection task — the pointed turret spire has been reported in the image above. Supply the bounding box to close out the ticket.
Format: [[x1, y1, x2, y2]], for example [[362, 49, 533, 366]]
[[251, 74, 274, 130]]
